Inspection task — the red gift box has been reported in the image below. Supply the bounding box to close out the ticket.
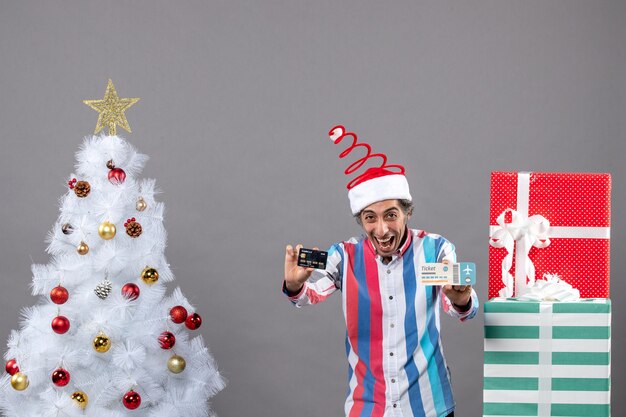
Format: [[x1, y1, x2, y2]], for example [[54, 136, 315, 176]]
[[488, 172, 611, 299]]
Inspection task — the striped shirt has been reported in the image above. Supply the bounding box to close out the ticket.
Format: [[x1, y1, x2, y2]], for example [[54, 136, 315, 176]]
[[284, 229, 478, 417]]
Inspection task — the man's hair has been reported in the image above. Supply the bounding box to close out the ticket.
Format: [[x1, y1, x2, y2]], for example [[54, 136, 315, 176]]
[[354, 199, 414, 226]]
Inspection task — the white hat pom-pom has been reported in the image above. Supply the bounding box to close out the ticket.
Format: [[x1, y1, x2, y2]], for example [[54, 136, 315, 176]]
[[329, 125, 345, 143]]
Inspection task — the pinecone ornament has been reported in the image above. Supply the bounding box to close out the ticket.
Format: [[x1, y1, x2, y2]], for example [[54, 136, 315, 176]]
[[74, 181, 91, 198], [124, 218, 142, 238], [94, 278, 113, 300]]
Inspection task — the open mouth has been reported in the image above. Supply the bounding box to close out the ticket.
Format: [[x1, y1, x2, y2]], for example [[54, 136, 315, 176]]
[[375, 235, 395, 252]]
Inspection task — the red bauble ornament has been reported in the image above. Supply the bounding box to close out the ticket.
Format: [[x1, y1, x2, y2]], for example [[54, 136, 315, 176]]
[[121, 283, 140, 300], [185, 313, 202, 330], [51, 368, 70, 387], [50, 285, 69, 305], [169, 306, 188, 324], [123, 390, 141, 410], [51, 316, 70, 334], [158, 331, 176, 349], [5, 359, 19, 376], [108, 168, 126, 185]]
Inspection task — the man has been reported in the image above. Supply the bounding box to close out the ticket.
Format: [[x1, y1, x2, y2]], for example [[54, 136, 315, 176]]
[[282, 126, 478, 417]]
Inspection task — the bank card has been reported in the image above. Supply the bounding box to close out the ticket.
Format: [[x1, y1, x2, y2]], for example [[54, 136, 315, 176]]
[[297, 248, 328, 269], [418, 262, 476, 286]]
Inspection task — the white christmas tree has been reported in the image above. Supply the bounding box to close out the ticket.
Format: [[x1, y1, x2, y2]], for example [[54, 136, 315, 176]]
[[0, 80, 225, 417]]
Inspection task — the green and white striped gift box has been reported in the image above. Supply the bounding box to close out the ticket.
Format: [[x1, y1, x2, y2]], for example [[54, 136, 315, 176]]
[[483, 299, 611, 417]]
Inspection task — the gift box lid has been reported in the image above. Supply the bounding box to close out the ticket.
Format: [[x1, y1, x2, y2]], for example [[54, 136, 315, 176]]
[[490, 172, 611, 228]]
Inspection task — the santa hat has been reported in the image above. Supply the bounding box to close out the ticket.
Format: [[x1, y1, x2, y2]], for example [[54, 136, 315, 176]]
[[328, 125, 412, 215]]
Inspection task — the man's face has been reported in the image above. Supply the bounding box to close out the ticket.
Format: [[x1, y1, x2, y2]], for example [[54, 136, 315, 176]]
[[359, 199, 410, 257]]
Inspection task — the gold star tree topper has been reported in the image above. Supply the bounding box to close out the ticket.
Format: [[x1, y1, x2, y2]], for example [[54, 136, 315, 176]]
[[84, 79, 140, 135]]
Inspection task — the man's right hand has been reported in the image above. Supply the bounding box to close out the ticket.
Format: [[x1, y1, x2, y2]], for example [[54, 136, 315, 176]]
[[284, 244, 316, 294]]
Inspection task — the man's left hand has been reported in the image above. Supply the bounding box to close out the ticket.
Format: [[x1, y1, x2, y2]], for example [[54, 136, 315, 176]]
[[442, 284, 472, 310], [440, 259, 472, 310]]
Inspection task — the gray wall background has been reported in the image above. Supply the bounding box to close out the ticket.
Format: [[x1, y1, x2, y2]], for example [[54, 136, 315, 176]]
[[1, 1, 624, 416]]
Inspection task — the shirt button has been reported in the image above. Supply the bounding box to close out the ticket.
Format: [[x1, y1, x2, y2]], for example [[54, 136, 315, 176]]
[[390, 352, 394, 356], [391, 378, 396, 383], [390, 323, 395, 328], [389, 296, 393, 300], [393, 404, 397, 408], [386, 270, 391, 274]]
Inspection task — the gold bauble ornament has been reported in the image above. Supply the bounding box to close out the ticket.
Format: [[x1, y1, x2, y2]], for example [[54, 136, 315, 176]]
[[136, 197, 147, 212], [141, 267, 159, 285], [77, 241, 89, 255], [98, 221, 116, 240], [71, 391, 88, 409], [10, 372, 29, 391], [167, 354, 186, 374], [93, 333, 111, 353]]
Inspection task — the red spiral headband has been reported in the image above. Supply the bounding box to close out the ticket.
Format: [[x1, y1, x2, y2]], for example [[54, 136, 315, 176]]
[[328, 125, 406, 190]]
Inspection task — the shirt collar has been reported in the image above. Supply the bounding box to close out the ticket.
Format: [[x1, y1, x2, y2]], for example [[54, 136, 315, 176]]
[[398, 226, 413, 256]]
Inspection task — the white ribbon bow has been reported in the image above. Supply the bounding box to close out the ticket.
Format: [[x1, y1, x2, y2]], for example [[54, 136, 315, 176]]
[[489, 208, 551, 297], [516, 273, 581, 301]]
